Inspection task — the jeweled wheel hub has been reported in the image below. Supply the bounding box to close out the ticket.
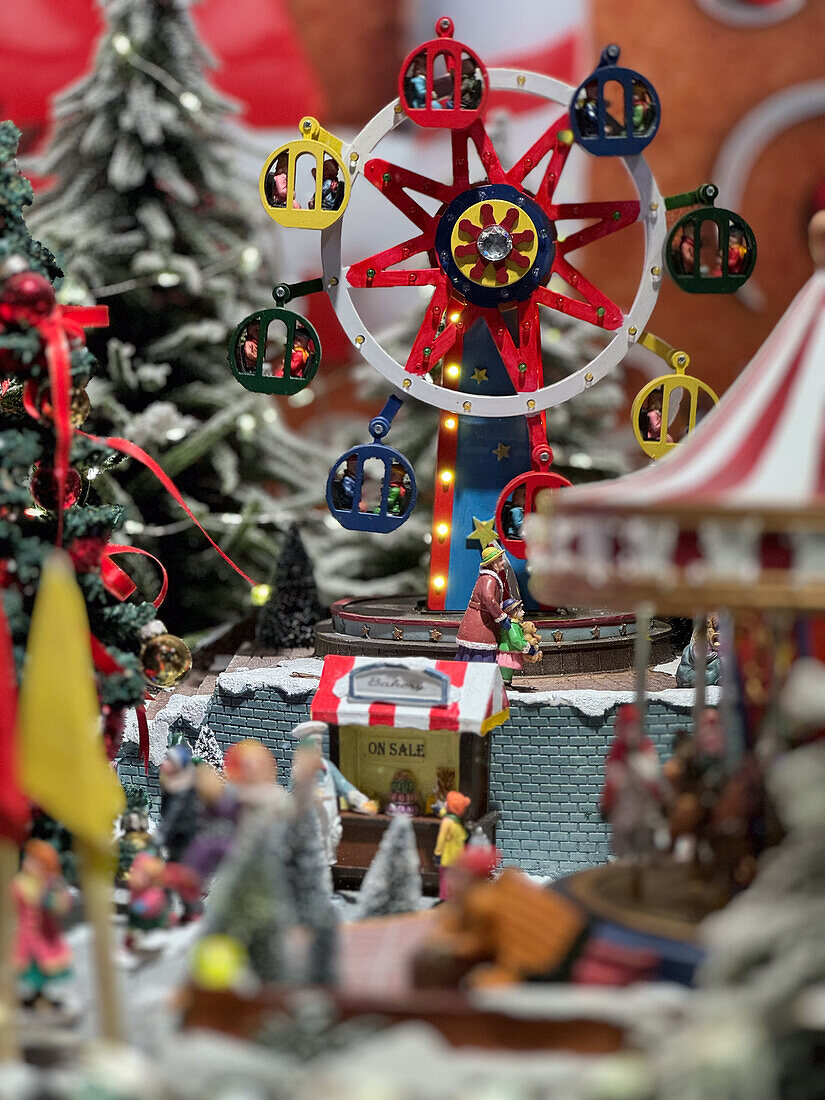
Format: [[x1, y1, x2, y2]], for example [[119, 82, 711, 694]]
[[434, 183, 556, 307], [477, 224, 513, 262]]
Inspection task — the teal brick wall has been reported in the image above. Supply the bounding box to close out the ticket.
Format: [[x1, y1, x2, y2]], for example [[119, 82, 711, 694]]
[[119, 683, 692, 878]]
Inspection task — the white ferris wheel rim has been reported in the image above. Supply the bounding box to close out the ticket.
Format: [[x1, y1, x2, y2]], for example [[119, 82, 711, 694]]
[[320, 67, 667, 419]]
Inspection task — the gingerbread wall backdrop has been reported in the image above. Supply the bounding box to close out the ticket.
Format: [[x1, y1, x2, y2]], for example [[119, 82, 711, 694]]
[[589, 0, 825, 395]]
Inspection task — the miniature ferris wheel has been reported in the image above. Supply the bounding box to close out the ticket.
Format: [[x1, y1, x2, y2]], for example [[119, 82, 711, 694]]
[[230, 18, 755, 612]]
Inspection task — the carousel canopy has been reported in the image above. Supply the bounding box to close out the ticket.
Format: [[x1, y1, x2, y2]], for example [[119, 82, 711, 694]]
[[528, 262, 825, 614]]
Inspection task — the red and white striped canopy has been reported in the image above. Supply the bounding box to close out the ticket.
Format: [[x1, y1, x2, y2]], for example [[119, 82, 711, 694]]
[[311, 655, 509, 736], [560, 270, 825, 513]]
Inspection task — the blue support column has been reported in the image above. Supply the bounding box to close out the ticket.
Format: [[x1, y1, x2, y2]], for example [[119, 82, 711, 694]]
[[443, 319, 536, 612]]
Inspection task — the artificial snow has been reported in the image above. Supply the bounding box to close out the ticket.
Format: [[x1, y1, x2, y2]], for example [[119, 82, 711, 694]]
[[122, 693, 211, 766], [216, 657, 323, 700], [509, 686, 721, 717]]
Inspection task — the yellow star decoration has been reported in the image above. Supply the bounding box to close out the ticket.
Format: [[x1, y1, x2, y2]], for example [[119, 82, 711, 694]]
[[471, 368, 488, 384], [467, 516, 499, 549], [493, 442, 510, 461]]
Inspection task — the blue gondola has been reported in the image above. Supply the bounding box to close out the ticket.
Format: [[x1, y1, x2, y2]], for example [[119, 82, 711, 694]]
[[326, 396, 418, 533], [569, 44, 660, 158]]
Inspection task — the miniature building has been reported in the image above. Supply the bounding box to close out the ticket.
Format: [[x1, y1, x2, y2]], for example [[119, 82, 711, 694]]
[[310, 655, 509, 887]]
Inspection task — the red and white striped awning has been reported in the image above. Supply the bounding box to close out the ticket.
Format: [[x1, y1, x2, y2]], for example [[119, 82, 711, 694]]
[[527, 269, 825, 613], [555, 270, 825, 513], [311, 655, 509, 736]]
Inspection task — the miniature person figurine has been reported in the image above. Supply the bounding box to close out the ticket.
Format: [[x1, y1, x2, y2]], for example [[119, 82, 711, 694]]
[[674, 227, 695, 275], [386, 462, 409, 516], [639, 389, 674, 444], [501, 484, 526, 539], [456, 545, 512, 662], [406, 53, 441, 110], [631, 80, 654, 134], [434, 791, 471, 900], [308, 158, 344, 211], [12, 840, 73, 1010], [268, 151, 301, 209], [331, 453, 359, 511], [575, 85, 600, 136], [599, 704, 669, 873], [676, 616, 721, 687], [125, 852, 174, 953], [460, 55, 483, 109], [159, 744, 199, 864], [496, 597, 537, 686], [290, 720, 379, 868]]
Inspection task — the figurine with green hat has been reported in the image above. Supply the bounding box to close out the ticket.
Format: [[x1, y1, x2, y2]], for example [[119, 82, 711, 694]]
[[456, 544, 513, 663]]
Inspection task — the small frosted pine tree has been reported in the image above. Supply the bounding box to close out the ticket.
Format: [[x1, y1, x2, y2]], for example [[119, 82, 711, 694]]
[[257, 523, 323, 650], [355, 815, 422, 920]]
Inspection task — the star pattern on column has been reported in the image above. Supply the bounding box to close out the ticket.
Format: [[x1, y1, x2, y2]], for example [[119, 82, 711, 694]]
[[362, 624, 370, 638], [492, 442, 510, 461], [467, 515, 499, 549], [392, 627, 404, 641], [552, 629, 564, 643], [429, 627, 443, 642], [471, 367, 488, 384]]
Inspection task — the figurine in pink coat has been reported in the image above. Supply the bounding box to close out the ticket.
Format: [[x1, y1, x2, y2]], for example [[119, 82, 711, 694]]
[[12, 839, 73, 1008], [268, 152, 301, 209]]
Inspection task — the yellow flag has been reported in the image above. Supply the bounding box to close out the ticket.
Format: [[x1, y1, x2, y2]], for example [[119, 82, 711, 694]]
[[17, 551, 124, 851]]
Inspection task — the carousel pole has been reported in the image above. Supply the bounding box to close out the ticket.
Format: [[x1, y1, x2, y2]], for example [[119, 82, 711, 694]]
[[634, 603, 654, 732], [692, 612, 708, 735]]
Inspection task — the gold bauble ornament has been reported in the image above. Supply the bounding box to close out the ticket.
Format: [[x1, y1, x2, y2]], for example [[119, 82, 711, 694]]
[[38, 386, 92, 428], [141, 632, 192, 687]]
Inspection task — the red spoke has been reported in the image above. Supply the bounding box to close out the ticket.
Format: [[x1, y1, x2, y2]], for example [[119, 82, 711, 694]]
[[454, 242, 479, 259], [509, 251, 530, 270], [482, 300, 542, 392], [516, 300, 543, 391], [451, 130, 471, 191], [348, 228, 438, 288], [495, 266, 509, 285], [548, 201, 640, 254], [480, 203, 496, 227], [470, 258, 487, 280], [506, 111, 568, 188], [500, 208, 519, 232], [535, 257, 624, 330], [512, 229, 534, 248], [364, 158, 452, 233], [406, 281, 461, 376], [467, 119, 507, 185]]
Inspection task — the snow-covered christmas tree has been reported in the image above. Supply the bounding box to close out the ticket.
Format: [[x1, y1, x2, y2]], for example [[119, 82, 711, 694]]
[[29, 0, 331, 630], [355, 814, 422, 920]]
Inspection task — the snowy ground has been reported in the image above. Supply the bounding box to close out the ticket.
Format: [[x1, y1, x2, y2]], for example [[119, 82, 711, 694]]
[[19, 906, 696, 1100]]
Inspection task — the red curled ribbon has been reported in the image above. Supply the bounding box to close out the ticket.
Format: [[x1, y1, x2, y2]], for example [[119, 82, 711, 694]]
[[102, 545, 169, 609], [90, 635, 150, 772], [79, 431, 258, 588], [25, 305, 109, 545]]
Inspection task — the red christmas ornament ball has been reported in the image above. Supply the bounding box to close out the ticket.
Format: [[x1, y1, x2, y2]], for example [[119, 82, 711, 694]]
[[0, 272, 56, 325], [30, 463, 84, 511]]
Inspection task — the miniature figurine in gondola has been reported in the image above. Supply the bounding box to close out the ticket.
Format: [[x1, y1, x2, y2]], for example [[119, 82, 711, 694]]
[[12, 840, 73, 1011], [308, 158, 345, 212], [267, 151, 301, 209], [456, 545, 513, 663]]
